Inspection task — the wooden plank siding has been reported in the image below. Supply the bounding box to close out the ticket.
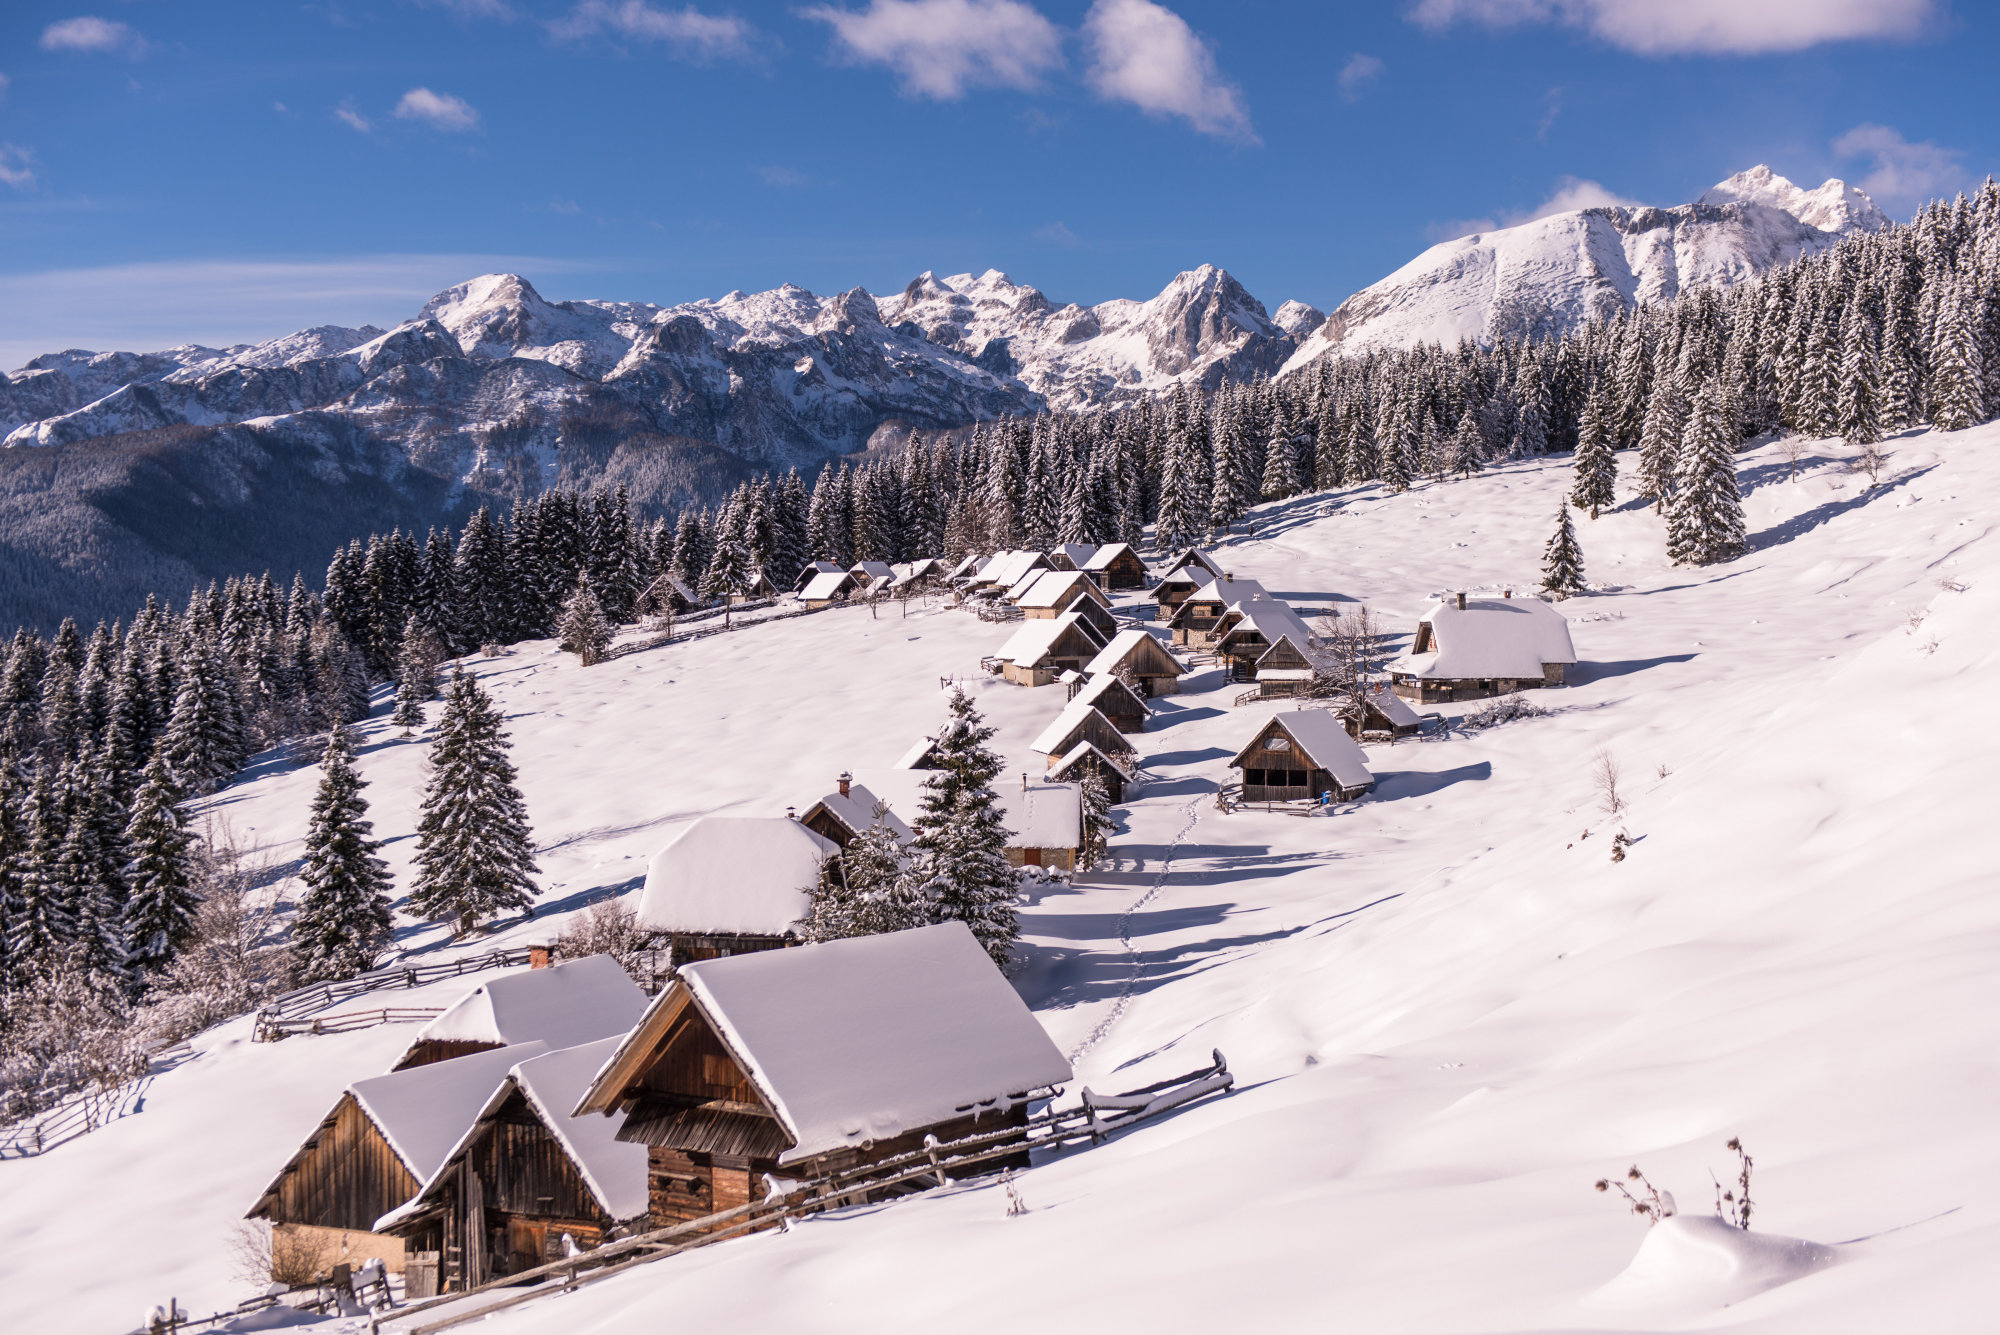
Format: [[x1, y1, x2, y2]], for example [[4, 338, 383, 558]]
[[393, 1039, 502, 1071], [250, 1094, 420, 1274]]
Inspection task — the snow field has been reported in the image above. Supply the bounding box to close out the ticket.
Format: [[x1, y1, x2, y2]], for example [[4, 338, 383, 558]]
[[7, 426, 1999, 1332]]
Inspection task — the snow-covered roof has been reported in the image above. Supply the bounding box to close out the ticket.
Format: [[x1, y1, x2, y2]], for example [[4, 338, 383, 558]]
[[1004, 569, 1047, 603], [1363, 684, 1421, 728], [1223, 599, 1317, 650], [1073, 672, 1144, 713], [894, 735, 939, 769], [1392, 596, 1577, 680], [840, 768, 1074, 852], [800, 570, 857, 601], [979, 549, 1049, 589], [350, 1042, 548, 1184], [1256, 668, 1315, 682], [636, 816, 838, 937], [1184, 575, 1270, 606], [1151, 567, 1205, 593], [375, 1038, 649, 1231], [1161, 547, 1224, 580], [805, 780, 916, 844], [1030, 699, 1133, 758], [1084, 627, 1183, 679], [1015, 569, 1105, 610], [1081, 541, 1136, 571], [946, 553, 987, 581], [1234, 710, 1374, 793], [675, 923, 1073, 1163], [850, 560, 893, 586], [999, 779, 1083, 848], [1050, 741, 1136, 785], [411, 956, 647, 1053], [994, 610, 1093, 666], [1053, 542, 1099, 569], [888, 558, 941, 590]]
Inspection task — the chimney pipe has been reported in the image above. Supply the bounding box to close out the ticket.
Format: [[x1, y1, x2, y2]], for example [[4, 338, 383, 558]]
[[1224, 572, 1234, 581], [1503, 588, 1512, 599], [786, 805, 797, 820], [528, 945, 551, 970], [1022, 772, 1028, 792], [837, 772, 851, 797], [1456, 591, 1467, 610]]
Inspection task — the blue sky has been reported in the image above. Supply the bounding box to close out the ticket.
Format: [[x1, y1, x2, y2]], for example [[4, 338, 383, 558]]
[[1, 0, 1994, 365]]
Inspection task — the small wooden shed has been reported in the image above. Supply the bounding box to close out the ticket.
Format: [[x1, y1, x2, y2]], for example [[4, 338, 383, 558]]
[[800, 569, 860, 610], [1215, 601, 1318, 681], [1228, 710, 1375, 804], [729, 569, 781, 604], [1169, 574, 1271, 646], [1388, 592, 1579, 703], [634, 817, 839, 962], [1048, 741, 1137, 804], [1350, 684, 1422, 740], [1049, 542, 1100, 572], [849, 560, 894, 590], [375, 1038, 649, 1293], [1084, 628, 1186, 698], [992, 611, 1107, 686], [1030, 700, 1139, 771], [797, 773, 915, 850], [1082, 542, 1147, 590], [792, 560, 843, 594], [248, 1043, 544, 1279], [394, 956, 648, 1071], [1251, 635, 1318, 699], [572, 924, 1074, 1229], [1065, 672, 1149, 733], [1014, 569, 1110, 619]]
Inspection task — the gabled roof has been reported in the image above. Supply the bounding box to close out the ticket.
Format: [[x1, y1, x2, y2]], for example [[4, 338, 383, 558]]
[[351, 1043, 549, 1184], [947, 553, 988, 581], [1049, 741, 1136, 786], [1151, 567, 1206, 596], [978, 549, 1051, 589], [1160, 547, 1224, 581], [801, 780, 916, 845], [1052, 542, 1100, 569], [826, 768, 1077, 854], [888, 558, 942, 590], [795, 560, 843, 590], [1253, 634, 1317, 669], [1004, 569, 1048, 603], [1081, 541, 1137, 571], [1015, 569, 1108, 610], [1030, 700, 1136, 758], [1393, 596, 1577, 680], [1002, 780, 1083, 848], [1084, 627, 1185, 679], [800, 570, 858, 601], [1072, 672, 1147, 717], [1182, 575, 1271, 607], [993, 610, 1097, 667], [636, 816, 838, 937], [894, 735, 940, 769], [1231, 710, 1374, 793], [1218, 600, 1317, 651], [1362, 684, 1422, 728], [580, 923, 1073, 1165], [375, 1038, 650, 1232], [410, 956, 648, 1054], [850, 561, 894, 586]]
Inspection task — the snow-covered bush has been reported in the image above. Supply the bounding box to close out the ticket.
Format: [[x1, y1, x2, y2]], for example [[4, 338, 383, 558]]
[[550, 896, 645, 979], [134, 835, 288, 1049], [1460, 693, 1546, 730], [0, 961, 146, 1121]]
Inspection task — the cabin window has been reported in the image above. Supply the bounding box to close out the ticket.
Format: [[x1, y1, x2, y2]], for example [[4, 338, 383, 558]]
[[1264, 737, 1291, 751]]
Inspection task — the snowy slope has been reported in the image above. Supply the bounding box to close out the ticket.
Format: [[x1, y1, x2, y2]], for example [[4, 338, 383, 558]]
[[1283, 167, 1886, 369], [6, 425, 1998, 1333]]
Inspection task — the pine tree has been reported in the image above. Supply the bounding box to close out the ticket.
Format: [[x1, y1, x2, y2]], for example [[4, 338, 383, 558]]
[[55, 751, 131, 990], [391, 614, 441, 734], [121, 751, 197, 975], [702, 506, 754, 604], [163, 635, 246, 794], [1260, 416, 1301, 500], [1666, 385, 1748, 566], [1569, 388, 1618, 519], [289, 728, 396, 983], [804, 804, 925, 942], [910, 688, 1018, 965], [1929, 278, 1985, 432], [409, 672, 539, 936], [1541, 502, 1585, 600], [1448, 405, 1484, 478], [1078, 769, 1115, 872], [559, 573, 613, 666], [1837, 287, 1884, 446]]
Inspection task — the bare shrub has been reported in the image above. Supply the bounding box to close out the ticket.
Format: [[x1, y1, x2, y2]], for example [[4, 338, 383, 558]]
[[1849, 441, 1888, 488], [1595, 1164, 1675, 1225], [1461, 693, 1545, 730], [1310, 604, 1386, 699], [234, 1221, 335, 1288], [0, 962, 147, 1121], [1593, 749, 1624, 815], [1715, 1137, 1754, 1229], [550, 896, 643, 980], [135, 827, 289, 1049], [1778, 436, 1807, 480]]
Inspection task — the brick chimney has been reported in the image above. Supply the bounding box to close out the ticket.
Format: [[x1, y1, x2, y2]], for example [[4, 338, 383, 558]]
[[1456, 591, 1467, 610], [1503, 588, 1512, 599], [837, 772, 851, 797], [528, 945, 551, 970]]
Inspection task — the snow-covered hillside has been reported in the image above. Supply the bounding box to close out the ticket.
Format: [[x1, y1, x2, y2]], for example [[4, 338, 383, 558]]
[[6, 422, 1996, 1333], [1282, 167, 1887, 369]]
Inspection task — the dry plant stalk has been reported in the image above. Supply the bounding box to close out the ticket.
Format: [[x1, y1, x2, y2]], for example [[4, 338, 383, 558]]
[[1001, 1167, 1029, 1217], [1595, 1164, 1675, 1225], [1593, 749, 1624, 815]]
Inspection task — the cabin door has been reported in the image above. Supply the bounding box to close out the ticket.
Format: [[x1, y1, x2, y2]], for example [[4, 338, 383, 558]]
[[507, 1218, 545, 1275]]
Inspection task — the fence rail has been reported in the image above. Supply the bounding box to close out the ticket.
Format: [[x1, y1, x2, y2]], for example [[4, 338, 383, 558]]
[[255, 1006, 446, 1041], [0, 1080, 152, 1160], [370, 1051, 1234, 1335], [253, 947, 536, 1039]]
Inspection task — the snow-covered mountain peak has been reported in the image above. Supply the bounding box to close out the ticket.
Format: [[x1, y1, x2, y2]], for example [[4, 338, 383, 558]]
[[1700, 164, 1889, 234], [1272, 300, 1327, 339]]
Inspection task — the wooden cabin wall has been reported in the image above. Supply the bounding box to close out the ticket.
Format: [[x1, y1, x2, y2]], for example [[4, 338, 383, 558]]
[[260, 1096, 420, 1235], [474, 1095, 603, 1225], [394, 1039, 501, 1071]]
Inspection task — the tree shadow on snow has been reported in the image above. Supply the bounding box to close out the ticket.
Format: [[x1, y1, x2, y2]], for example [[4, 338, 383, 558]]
[[1568, 653, 1697, 685], [1372, 762, 1492, 800], [1141, 745, 1233, 767], [1748, 462, 1938, 552]]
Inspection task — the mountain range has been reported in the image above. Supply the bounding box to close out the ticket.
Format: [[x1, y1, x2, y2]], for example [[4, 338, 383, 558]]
[[0, 166, 1884, 630]]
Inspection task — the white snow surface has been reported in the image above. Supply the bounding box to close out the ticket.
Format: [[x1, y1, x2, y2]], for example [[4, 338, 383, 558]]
[[410, 955, 647, 1051], [10, 426, 2000, 1333], [349, 1042, 550, 1184], [676, 923, 1074, 1163], [635, 816, 838, 937]]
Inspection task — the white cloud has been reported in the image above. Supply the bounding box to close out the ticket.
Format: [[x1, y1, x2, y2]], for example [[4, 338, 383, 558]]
[[1408, 0, 1936, 55], [1034, 220, 1078, 246], [0, 144, 36, 190], [1338, 53, 1383, 102], [550, 2, 759, 61], [394, 88, 482, 132], [39, 16, 147, 56], [423, 0, 519, 18], [1428, 174, 1644, 240], [335, 104, 373, 133], [1833, 122, 1964, 211], [755, 164, 808, 187], [0, 255, 601, 373], [801, 0, 1063, 99], [1082, 0, 1253, 140]]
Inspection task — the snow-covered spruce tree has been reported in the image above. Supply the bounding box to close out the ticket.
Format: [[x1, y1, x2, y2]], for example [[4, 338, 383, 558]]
[[1569, 389, 1618, 519], [911, 689, 1019, 966], [1928, 279, 1985, 433], [1837, 287, 1883, 447], [1635, 369, 1687, 514], [701, 509, 753, 605], [1260, 417, 1301, 500], [1666, 384, 1748, 567], [121, 750, 198, 976], [289, 728, 395, 984], [805, 804, 926, 942], [1541, 502, 1586, 601], [1449, 406, 1484, 479], [1078, 769, 1115, 872], [162, 635, 247, 795], [409, 671, 539, 937], [558, 573, 613, 667], [391, 615, 440, 734], [55, 751, 132, 992]]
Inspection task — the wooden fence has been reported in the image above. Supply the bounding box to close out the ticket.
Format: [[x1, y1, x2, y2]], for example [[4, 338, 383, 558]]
[[0, 1080, 151, 1160], [253, 948, 536, 1040], [254, 1006, 445, 1041]]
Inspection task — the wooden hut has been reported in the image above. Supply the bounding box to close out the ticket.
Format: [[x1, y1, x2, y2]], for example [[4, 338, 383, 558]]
[[248, 1043, 542, 1280], [799, 569, 860, 610], [1168, 575, 1272, 647], [1147, 566, 1204, 622], [1065, 672, 1149, 733], [1030, 700, 1138, 772], [1250, 635, 1317, 699], [1014, 569, 1110, 619], [991, 611, 1107, 686], [895, 734, 942, 769], [970, 550, 1050, 595], [637, 572, 699, 616], [797, 773, 915, 850], [997, 778, 1084, 869], [1080, 541, 1145, 590], [1084, 628, 1185, 698], [1161, 547, 1225, 583], [394, 956, 648, 1071], [375, 1038, 649, 1293], [730, 569, 781, 604], [849, 560, 894, 591], [887, 558, 944, 596], [1215, 601, 1318, 682], [634, 817, 839, 962], [1349, 684, 1422, 740], [1049, 542, 1101, 572], [1048, 741, 1137, 803], [1388, 591, 1578, 703], [572, 924, 1073, 1229], [792, 560, 843, 594], [1227, 710, 1375, 804]]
